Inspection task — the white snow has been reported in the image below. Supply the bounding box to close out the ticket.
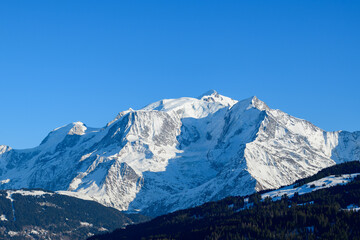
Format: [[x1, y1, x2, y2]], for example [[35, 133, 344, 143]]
[[68, 177, 83, 190], [197, 90, 238, 108], [0, 91, 359, 216], [68, 122, 87, 135], [0, 179, 10, 184], [0, 214, 7, 221], [142, 90, 237, 119], [6, 192, 15, 221], [30, 229, 39, 235], [80, 221, 93, 227], [56, 190, 94, 201], [7, 190, 54, 197], [8, 231, 19, 237], [232, 174, 359, 212], [80, 151, 95, 162], [262, 174, 359, 201], [38, 202, 59, 208], [0, 145, 11, 155]]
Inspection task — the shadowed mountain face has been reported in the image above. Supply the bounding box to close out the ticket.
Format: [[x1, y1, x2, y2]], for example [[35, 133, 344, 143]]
[[0, 91, 359, 216]]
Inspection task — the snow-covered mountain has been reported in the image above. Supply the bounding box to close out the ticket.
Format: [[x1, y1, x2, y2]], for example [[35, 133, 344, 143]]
[[0, 90, 359, 216]]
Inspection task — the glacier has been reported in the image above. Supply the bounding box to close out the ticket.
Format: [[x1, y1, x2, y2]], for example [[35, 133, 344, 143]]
[[0, 90, 359, 216]]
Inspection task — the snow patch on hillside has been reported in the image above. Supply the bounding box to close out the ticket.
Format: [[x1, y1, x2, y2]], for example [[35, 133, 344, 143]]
[[262, 174, 360, 201], [8, 190, 54, 197], [56, 190, 94, 201]]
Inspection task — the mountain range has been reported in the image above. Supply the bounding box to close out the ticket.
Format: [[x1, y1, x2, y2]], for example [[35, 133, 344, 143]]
[[0, 90, 359, 217]]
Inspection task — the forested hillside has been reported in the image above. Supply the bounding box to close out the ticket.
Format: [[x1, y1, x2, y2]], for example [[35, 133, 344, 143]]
[[0, 190, 149, 239], [90, 161, 360, 240]]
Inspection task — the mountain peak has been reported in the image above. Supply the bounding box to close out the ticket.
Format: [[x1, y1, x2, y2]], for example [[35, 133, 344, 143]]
[[0, 145, 11, 155], [197, 90, 237, 107], [197, 90, 218, 99], [251, 96, 269, 111], [240, 96, 269, 111], [68, 122, 87, 135], [229, 96, 269, 114]]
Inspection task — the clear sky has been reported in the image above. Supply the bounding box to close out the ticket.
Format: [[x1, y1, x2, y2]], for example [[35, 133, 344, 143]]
[[0, 0, 359, 149]]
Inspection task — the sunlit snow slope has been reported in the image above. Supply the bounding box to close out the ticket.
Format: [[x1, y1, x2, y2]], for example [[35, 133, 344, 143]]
[[0, 90, 359, 216]]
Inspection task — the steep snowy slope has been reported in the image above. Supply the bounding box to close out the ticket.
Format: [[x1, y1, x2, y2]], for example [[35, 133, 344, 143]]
[[0, 90, 359, 216]]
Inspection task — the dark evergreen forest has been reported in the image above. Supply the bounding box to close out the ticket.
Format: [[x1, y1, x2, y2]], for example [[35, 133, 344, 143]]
[[90, 161, 360, 240], [0, 190, 149, 239]]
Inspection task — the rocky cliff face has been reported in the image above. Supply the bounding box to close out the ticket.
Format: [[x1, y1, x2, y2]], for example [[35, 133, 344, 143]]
[[0, 91, 359, 216]]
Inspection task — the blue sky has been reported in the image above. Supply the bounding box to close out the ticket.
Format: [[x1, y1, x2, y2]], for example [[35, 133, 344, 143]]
[[0, 0, 359, 149]]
